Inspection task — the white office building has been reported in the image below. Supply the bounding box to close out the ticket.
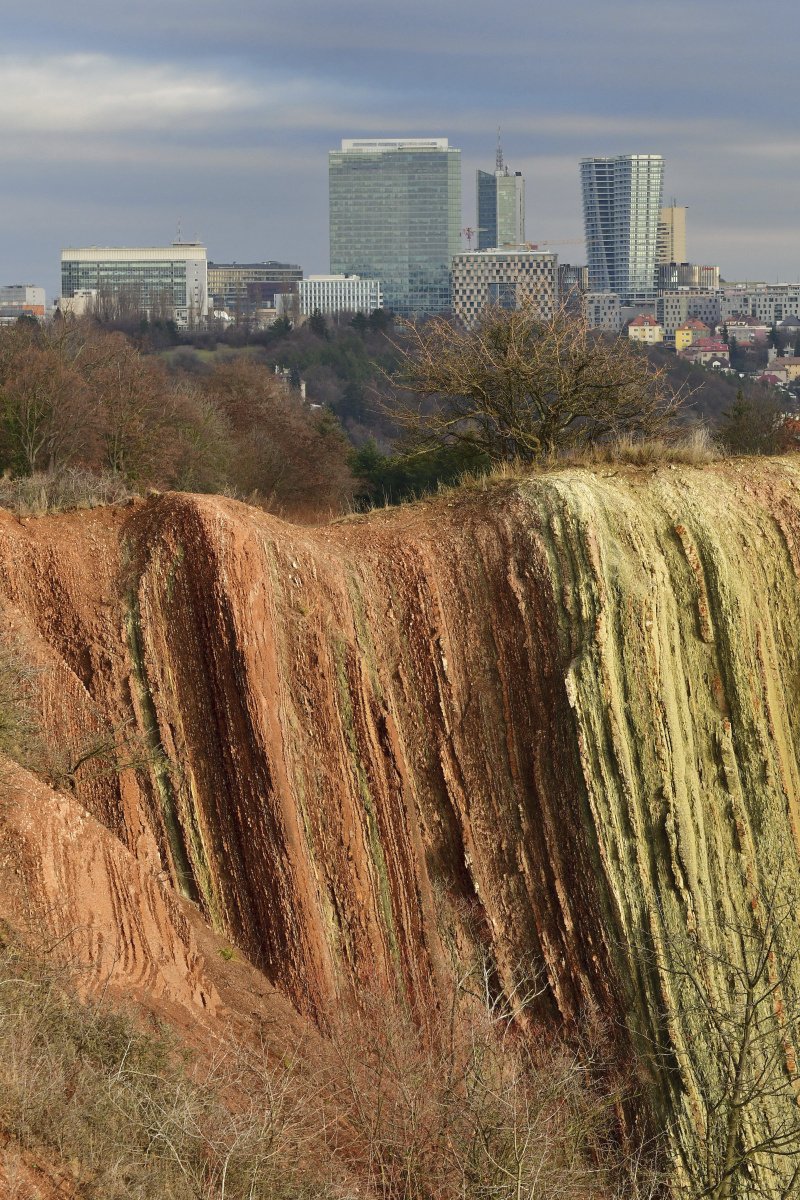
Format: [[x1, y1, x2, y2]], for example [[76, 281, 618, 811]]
[[720, 285, 800, 324], [60, 244, 208, 327], [0, 285, 46, 323], [299, 274, 382, 317]]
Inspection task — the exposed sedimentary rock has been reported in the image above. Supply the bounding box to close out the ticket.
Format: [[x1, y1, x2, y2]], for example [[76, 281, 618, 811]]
[[3, 459, 800, 1188]]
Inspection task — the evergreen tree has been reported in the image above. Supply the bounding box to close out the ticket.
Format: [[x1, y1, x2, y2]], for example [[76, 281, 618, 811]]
[[309, 308, 328, 338]]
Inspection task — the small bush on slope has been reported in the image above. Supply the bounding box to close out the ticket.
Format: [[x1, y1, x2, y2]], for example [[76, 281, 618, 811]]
[[0, 638, 43, 773]]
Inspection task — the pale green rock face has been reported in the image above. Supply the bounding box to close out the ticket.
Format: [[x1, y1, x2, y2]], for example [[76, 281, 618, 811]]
[[524, 462, 800, 1194]]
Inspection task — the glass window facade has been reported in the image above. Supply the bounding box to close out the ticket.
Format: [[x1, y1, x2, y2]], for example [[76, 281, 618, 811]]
[[476, 170, 498, 250], [329, 140, 461, 318], [60, 246, 207, 326], [580, 155, 664, 304], [477, 170, 526, 250]]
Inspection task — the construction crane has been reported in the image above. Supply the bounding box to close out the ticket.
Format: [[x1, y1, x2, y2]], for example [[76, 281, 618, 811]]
[[461, 227, 488, 250]]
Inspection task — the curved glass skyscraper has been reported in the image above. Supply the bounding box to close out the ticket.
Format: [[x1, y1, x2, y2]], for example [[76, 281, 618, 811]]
[[580, 154, 664, 303]]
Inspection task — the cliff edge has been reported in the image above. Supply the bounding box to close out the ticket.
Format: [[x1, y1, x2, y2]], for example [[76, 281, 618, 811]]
[[3, 458, 800, 1189]]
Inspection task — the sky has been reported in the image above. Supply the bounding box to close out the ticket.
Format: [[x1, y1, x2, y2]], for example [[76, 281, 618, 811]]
[[2, 0, 799, 301]]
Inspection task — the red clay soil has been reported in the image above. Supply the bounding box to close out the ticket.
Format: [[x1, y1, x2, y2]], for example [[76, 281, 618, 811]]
[[0, 488, 615, 1033]]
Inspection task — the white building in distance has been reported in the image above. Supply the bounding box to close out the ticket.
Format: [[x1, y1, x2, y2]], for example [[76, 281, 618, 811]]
[[581, 154, 664, 303], [0, 285, 46, 323], [60, 244, 208, 327], [451, 249, 557, 328], [299, 274, 382, 317], [583, 291, 623, 332]]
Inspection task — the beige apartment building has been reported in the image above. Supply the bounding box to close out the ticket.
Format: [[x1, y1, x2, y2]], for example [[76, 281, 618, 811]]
[[627, 314, 664, 344], [657, 290, 722, 341], [657, 204, 687, 264], [583, 291, 622, 332]]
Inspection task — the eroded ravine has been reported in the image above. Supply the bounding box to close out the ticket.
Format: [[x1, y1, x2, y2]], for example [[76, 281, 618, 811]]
[[3, 459, 800, 1190]]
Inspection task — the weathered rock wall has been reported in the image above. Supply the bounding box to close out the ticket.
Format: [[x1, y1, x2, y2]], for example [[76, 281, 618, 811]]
[[3, 459, 800, 1187]]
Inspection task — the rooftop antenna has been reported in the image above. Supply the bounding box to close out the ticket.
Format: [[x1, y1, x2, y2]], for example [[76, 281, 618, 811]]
[[496, 126, 504, 175], [176, 216, 183, 244]]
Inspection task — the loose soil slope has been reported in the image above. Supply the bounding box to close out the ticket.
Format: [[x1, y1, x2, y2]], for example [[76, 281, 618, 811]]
[[2, 458, 800, 1189]]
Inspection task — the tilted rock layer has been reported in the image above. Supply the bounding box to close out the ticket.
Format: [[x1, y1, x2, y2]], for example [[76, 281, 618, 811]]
[[2, 458, 800, 1188]]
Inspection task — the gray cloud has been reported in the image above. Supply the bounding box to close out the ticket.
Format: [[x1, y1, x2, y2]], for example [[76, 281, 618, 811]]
[[1, 0, 798, 297]]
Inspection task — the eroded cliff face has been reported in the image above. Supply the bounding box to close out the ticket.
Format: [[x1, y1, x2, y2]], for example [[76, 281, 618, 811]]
[[3, 459, 800, 1189]]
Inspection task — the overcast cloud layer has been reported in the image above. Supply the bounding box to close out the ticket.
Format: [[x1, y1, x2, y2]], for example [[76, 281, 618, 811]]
[[2, 1, 798, 299]]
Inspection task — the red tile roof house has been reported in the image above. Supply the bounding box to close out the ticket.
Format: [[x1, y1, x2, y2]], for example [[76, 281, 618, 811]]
[[682, 338, 731, 366]]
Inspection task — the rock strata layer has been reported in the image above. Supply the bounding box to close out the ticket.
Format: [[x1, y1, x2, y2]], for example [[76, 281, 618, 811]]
[[3, 459, 800, 1188]]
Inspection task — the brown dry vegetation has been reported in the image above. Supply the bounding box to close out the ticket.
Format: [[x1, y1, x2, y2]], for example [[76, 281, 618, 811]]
[[0, 321, 355, 521], [0, 934, 651, 1200], [387, 305, 685, 462]]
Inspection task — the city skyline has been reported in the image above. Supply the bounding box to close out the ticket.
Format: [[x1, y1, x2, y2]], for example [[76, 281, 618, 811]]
[[3, 0, 800, 298]]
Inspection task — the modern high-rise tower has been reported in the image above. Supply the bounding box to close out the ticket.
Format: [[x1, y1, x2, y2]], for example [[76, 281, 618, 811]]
[[656, 203, 688, 265], [329, 138, 461, 318], [476, 134, 525, 249], [580, 154, 664, 303]]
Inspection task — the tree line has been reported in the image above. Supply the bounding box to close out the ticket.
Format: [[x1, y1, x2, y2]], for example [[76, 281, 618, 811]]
[[0, 320, 355, 520]]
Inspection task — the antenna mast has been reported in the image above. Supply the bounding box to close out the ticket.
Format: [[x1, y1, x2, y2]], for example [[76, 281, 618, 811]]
[[496, 126, 504, 174]]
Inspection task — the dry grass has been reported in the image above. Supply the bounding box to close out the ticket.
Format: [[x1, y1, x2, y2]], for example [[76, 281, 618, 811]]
[[0, 935, 662, 1200], [449, 427, 723, 497], [0, 468, 137, 517], [0, 933, 338, 1199], [0, 637, 44, 775]]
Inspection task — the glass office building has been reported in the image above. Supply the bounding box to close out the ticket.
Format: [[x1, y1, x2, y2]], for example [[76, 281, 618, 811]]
[[207, 261, 302, 313], [329, 138, 461, 318], [476, 169, 525, 249], [60, 244, 208, 326], [580, 155, 664, 303]]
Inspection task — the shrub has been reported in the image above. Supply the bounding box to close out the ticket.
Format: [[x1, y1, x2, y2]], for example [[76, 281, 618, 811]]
[[0, 938, 660, 1199], [387, 304, 685, 463], [0, 934, 337, 1198], [0, 637, 43, 771]]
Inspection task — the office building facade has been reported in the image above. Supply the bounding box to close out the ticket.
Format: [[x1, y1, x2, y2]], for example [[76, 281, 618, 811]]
[[583, 291, 623, 332], [61, 245, 207, 327], [656, 204, 688, 265], [657, 291, 722, 341], [299, 275, 382, 317], [580, 154, 664, 303], [720, 285, 800, 324], [451, 249, 557, 328], [208, 261, 302, 316], [329, 138, 461, 318], [0, 285, 46, 323], [476, 168, 525, 249], [656, 262, 720, 291]]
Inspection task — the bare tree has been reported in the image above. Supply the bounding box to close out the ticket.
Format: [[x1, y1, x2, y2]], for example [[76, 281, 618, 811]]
[[386, 303, 685, 462], [655, 882, 800, 1200]]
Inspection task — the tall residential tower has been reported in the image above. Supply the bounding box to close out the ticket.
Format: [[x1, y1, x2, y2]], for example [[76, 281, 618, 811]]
[[580, 154, 664, 303], [329, 138, 461, 317]]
